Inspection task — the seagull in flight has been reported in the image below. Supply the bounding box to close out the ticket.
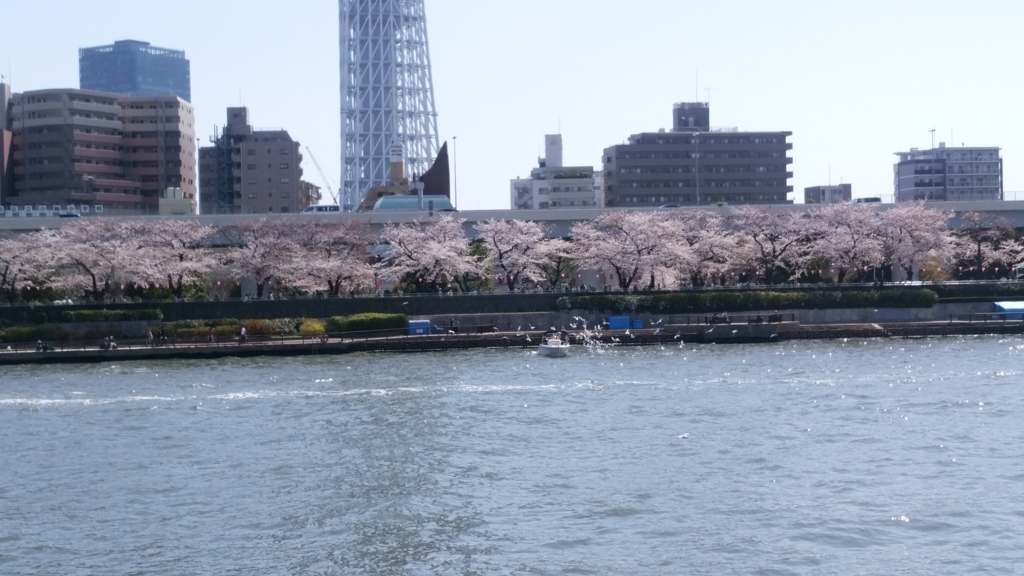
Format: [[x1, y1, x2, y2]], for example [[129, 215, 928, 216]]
[[401, 301, 409, 306], [674, 332, 682, 339], [525, 335, 532, 343], [529, 324, 535, 330], [654, 328, 661, 334]]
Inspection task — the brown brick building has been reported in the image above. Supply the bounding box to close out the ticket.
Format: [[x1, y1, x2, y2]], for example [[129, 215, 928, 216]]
[[0, 84, 196, 215], [198, 107, 319, 214]]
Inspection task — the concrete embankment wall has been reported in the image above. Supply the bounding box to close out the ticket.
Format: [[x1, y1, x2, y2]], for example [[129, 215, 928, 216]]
[[422, 302, 999, 330]]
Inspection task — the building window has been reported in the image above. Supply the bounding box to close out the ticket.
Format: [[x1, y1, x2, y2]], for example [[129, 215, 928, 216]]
[[280, 149, 289, 155], [280, 178, 290, 183], [281, 207, 290, 213], [247, 149, 255, 156], [280, 163, 289, 169], [268, 207, 274, 212], [247, 163, 256, 170], [247, 178, 257, 184], [281, 191, 291, 198], [268, 192, 273, 198], [247, 193, 257, 199]]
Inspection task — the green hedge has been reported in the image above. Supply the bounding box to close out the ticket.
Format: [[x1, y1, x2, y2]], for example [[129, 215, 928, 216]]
[[61, 309, 163, 323], [329, 313, 407, 333], [931, 284, 1024, 300], [558, 289, 939, 314], [2, 326, 74, 343]]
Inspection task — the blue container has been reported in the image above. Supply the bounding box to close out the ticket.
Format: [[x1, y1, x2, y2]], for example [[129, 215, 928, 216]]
[[632, 319, 643, 329], [408, 320, 431, 335], [608, 316, 630, 330]]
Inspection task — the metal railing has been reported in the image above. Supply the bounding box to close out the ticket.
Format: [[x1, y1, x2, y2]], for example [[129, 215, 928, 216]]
[[949, 313, 1024, 323]]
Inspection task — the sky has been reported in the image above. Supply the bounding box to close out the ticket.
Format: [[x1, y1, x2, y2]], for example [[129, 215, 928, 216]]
[[2, 0, 1023, 209]]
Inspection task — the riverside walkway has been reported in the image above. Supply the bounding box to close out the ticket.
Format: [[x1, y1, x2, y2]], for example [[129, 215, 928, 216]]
[[3, 319, 1024, 366]]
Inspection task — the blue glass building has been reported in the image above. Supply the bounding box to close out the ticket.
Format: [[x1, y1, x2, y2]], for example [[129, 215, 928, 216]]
[[79, 40, 191, 102]]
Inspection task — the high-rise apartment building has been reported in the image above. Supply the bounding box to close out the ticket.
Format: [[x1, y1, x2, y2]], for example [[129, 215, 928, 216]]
[[199, 107, 319, 214], [804, 184, 852, 204], [602, 102, 793, 207], [511, 135, 600, 209], [894, 144, 1002, 202], [80, 40, 191, 102], [0, 86, 196, 216], [339, 0, 439, 210]]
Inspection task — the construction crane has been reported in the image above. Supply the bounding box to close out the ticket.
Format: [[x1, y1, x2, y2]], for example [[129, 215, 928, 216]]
[[305, 147, 339, 206]]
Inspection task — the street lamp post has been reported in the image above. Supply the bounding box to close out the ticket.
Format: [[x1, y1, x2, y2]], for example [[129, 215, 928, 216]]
[[452, 136, 458, 209]]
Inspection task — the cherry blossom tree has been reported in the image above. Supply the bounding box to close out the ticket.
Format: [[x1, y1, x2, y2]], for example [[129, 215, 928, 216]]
[[475, 219, 551, 290], [570, 211, 675, 291], [952, 211, 1022, 280], [38, 219, 146, 301], [665, 210, 736, 286], [872, 203, 953, 282], [731, 207, 811, 284], [289, 221, 375, 296], [810, 203, 884, 283], [135, 219, 216, 298], [0, 232, 49, 303], [222, 219, 297, 298], [536, 238, 578, 289], [378, 215, 482, 291]]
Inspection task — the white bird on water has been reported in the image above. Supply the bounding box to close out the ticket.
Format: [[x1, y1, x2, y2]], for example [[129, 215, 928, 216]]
[[678, 433, 689, 439]]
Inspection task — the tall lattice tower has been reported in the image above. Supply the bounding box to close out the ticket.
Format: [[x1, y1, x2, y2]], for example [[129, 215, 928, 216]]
[[339, 0, 440, 210]]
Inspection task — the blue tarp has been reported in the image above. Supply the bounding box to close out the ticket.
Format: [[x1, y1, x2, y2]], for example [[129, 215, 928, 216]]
[[994, 302, 1024, 320]]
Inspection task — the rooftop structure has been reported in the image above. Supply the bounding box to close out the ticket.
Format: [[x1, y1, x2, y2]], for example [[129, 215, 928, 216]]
[[80, 40, 191, 102], [804, 184, 852, 204], [894, 144, 1002, 202], [339, 0, 440, 210]]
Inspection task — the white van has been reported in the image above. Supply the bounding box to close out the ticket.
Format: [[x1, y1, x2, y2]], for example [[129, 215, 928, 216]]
[[301, 205, 341, 213]]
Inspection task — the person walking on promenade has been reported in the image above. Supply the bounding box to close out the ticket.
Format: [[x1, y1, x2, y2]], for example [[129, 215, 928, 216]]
[[146, 330, 154, 347], [207, 327, 215, 344], [240, 325, 248, 345]]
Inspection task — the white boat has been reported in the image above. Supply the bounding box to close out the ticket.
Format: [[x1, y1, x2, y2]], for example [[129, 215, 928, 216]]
[[537, 334, 570, 358]]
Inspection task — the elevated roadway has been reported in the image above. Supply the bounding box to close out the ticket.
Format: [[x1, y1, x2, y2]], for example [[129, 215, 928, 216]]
[[1, 201, 1022, 236]]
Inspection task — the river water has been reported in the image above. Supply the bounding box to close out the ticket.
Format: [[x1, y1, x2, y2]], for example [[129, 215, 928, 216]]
[[1, 337, 1023, 575]]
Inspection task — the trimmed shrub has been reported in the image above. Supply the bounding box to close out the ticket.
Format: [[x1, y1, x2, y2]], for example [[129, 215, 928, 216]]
[[269, 318, 299, 335], [298, 319, 326, 336], [329, 313, 407, 333], [61, 309, 163, 323], [244, 319, 275, 336], [2, 326, 79, 343], [563, 289, 938, 314]]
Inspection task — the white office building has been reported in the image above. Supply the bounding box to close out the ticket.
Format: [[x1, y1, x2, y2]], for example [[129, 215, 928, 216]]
[[894, 144, 1002, 202], [511, 135, 600, 210]]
